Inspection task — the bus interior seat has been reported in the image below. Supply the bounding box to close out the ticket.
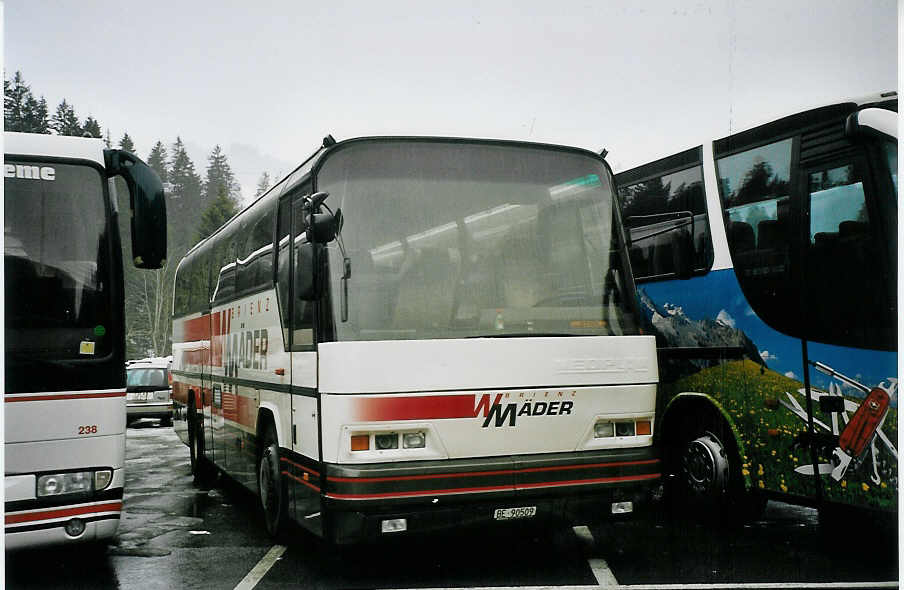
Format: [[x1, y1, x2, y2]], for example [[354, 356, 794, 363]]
[[727, 221, 755, 254]]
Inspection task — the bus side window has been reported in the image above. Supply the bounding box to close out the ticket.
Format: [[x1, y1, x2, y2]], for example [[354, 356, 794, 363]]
[[291, 195, 314, 348], [716, 138, 797, 337], [617, 156, 711, 281], [275, 197, 291, 349], [804, 161, 893, 350]]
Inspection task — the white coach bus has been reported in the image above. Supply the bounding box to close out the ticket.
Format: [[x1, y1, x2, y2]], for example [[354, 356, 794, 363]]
[[5, 132, 166, 549], [171, 136, 660, 543]]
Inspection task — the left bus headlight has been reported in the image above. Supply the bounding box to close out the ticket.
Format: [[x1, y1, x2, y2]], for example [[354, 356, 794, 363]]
[[36, 469, 113, 497]]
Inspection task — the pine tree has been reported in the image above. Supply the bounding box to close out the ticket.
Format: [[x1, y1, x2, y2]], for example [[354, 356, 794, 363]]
[[4, 71, 30, 130], [202, 145, 241, 204], [4, 71, 49, 133], [255, 171, 272, 197], [168, 137, 204, 249], [146, 141, 169, 183], [119, 132, 136, 154], [197, 184, 241, 241], [50, 99, 82, 136], [25, 95, 50, 133], [82, 116, 102, 138]]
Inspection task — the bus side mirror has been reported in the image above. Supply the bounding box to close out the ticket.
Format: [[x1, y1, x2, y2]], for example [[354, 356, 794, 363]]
[[845, 107, 897, 141], [296, 242, 326, 301], [104, 149, 167, 269], [307, 209, 342, 244]]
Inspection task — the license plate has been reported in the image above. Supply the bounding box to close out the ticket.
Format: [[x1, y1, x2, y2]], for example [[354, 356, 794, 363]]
[[127, 392, 149, 401], [493, 506, 536, 520]]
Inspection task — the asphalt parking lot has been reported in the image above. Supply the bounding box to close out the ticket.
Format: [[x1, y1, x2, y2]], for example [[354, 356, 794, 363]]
[[6, 420, 899, 590]]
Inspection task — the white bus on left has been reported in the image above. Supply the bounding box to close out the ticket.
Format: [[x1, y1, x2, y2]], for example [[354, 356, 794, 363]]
[[4, 132, 166, 549]]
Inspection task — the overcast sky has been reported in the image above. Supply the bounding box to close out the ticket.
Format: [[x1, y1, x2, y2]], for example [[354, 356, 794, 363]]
[[4, 1, 897, 203]]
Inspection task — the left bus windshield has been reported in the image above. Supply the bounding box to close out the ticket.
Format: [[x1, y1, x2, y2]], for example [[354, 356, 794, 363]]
[[317, 140, 637, 342], [4, 161, 112, 358]]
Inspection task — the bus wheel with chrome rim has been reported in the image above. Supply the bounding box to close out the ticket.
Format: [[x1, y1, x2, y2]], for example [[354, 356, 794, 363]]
[[258, 425, 288, 538], [682, 432, 730, 502]]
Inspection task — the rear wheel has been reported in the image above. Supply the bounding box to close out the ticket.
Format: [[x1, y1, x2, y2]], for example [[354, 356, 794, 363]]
[[188, 397, 215, 485], [258, 425, 288, 538]]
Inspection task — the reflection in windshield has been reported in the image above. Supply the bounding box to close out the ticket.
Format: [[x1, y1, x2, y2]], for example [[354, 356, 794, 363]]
[[317, 140, 637, 342]]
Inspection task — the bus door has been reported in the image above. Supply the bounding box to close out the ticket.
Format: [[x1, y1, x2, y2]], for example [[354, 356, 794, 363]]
[[277, 189, 321, 523], [798, 145, 897, 511]]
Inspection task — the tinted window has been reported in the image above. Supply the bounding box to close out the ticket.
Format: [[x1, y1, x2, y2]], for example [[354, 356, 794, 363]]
[[618, 164, 711, 279], [804, 160, 893, 349], [275, 197, 291, 348], [5, 162, 113, 358], [236, 207, 274, 297], [716, 138, 798, 336]]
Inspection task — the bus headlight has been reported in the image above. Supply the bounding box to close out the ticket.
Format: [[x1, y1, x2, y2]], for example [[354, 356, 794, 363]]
[[402, 432, 426, 449], [374, 433, 399, 450], [594, 421, 615, 438], [94, 469, 113, 490], [37, 471, 94, 497]]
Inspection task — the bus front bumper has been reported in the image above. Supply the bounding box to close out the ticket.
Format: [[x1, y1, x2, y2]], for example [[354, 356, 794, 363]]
[[318, 446, 660, 544]]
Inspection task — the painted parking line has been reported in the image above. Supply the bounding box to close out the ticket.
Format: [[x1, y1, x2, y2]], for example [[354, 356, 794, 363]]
[[395, 583, 897, 590], [572, 525, 620, 587], [233, 545, 287, 590]]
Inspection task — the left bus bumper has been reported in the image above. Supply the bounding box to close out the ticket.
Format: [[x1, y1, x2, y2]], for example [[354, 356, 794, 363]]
[[5, 471, 124, 550], [317, 446, 660, 544]]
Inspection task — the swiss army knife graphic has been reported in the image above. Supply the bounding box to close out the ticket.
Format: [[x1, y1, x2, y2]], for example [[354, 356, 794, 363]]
[[781, 361, 897, 485]]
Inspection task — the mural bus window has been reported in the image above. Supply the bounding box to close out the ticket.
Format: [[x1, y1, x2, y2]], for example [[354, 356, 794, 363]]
[[804, 161, 894, 350], [618, 163, 710, 280], [716, 137, 797, 336]]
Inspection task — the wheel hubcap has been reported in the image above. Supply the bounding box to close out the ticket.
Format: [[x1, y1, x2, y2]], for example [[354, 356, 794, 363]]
[[684, 439, 717, 492]]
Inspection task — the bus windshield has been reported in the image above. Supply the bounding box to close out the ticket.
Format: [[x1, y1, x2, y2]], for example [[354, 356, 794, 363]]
[[4, 161, 113, 359], [317, 140, 638, 342]]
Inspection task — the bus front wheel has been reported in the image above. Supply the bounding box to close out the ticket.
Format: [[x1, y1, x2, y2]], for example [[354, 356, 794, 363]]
[[682, 432, 730, 500], [258, 426, 288, 538]]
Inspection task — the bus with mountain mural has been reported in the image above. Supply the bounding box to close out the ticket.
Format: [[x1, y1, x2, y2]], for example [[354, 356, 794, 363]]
[[614, 93, 897, 522]]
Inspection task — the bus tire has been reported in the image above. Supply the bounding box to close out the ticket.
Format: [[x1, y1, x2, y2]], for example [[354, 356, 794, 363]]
[[258, 425, 288, 538], [670, 418, 764, 524], [188, 398, 215, 486], [682, 432, 730, 503]]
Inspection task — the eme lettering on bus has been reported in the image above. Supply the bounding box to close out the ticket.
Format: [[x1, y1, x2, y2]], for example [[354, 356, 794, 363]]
[[475, 393, 574, 428], [4, 164, 55, 181]]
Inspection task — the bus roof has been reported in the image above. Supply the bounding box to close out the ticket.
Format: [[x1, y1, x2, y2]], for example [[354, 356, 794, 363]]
[[4, 131, 106, 166]]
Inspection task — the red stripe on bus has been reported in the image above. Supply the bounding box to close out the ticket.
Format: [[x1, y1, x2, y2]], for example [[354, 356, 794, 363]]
[[5, 502, 123, 525], [5, 391, 126, 403], [181, 315, 210, 342], [354, 394, 477, 421], [324, 473, 660, 500], [280, 457, 320, 477], [284, 470, 321, 493], [326, 458, 660, 484]]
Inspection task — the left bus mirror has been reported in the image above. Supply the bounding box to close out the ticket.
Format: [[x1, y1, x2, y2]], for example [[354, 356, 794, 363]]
[[104, 149, 167, 269]]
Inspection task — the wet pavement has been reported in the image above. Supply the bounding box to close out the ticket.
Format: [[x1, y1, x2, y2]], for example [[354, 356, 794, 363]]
[[5, 421, 899, 589]]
